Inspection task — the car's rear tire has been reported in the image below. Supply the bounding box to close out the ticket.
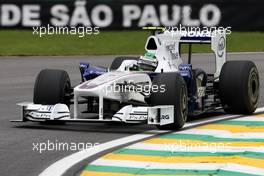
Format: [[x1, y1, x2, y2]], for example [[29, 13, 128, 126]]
[[219, 61, 259, 114], [34, 69, 71, 105], [110, 57, 138, 70], [149, 73, 188, 130]]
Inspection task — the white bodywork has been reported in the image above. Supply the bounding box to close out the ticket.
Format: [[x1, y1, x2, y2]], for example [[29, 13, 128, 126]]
[[14, 30, 226, 125], [74, 71, 151, 119]]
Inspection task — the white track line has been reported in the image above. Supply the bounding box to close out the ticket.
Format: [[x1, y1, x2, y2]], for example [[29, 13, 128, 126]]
[[90, 158, 264, 175], [39, 107, 264, 176], [175, 129, 264, 139], [126, 143, 264, 153]]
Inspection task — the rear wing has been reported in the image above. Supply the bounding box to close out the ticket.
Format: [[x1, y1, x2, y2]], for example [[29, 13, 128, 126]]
[[142, 26, 221, 44], [180, 35, 211, 44], [143, 26, 226, 78]]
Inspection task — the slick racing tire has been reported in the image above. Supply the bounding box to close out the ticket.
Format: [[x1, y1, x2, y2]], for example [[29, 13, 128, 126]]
[[34, 69, 71, 105], [149, 73, 188, 130], [219, 61, 259, 114], [110, 57, 138, 70]]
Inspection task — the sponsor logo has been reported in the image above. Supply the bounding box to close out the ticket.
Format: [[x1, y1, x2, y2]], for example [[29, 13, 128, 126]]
[[161, 114, 170, 120], [29, 112, 51, 119], [127, 115, 147, 120], [197, 87, 206, 97], [217, 36, 225, 57]]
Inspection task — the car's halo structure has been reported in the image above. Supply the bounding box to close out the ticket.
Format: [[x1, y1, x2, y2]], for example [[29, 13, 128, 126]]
[[12, 29, 260, 130]]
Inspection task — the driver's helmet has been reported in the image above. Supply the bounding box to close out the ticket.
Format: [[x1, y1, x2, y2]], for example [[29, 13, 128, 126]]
[[144, 52, 156, 60], [138, 52, 158, 71]]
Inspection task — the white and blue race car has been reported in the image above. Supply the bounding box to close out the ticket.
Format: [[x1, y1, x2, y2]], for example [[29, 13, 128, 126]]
[[13, 30, 259, 130]]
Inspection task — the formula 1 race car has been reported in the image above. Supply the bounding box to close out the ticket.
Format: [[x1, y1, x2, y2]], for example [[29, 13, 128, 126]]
[[12, 29, 260, 130]]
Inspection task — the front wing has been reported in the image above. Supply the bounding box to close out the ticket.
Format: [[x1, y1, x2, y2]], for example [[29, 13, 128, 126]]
[[11, 102, 174, 126]]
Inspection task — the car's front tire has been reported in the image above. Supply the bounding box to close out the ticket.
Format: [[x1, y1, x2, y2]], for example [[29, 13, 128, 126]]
[[219, 60, 259, 114], [149, 73, 188, 130], [34, 69, 71, 105]]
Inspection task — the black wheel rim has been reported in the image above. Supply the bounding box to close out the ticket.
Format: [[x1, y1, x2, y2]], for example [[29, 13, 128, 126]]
[[181, 86, 188, 122], [248, 68, 259, 105], [63, 80, 71, 103]]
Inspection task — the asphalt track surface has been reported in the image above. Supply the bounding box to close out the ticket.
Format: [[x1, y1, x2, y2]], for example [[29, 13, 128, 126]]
[[0, 53, 264, 176]]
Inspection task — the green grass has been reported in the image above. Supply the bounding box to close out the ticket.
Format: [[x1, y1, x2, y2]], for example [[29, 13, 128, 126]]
[[0, 30, 264, 56]]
